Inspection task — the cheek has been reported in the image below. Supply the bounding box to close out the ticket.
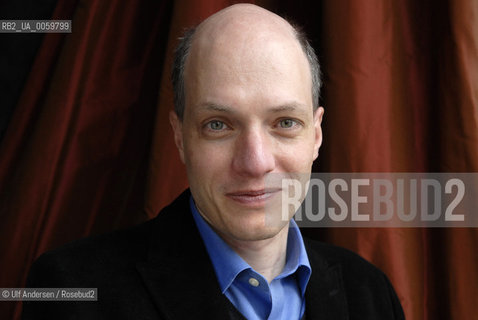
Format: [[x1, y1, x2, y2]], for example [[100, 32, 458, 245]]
[[184, 141, 231, 182], [275, 137, 317, 171], [278, 153, 313, 173]]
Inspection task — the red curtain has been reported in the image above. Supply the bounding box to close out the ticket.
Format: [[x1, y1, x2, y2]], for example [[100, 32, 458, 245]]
[[1, 1, 477, 319]]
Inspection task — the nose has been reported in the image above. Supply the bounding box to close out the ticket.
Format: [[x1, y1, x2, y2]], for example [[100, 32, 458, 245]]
[[231, 126, 275, 177]]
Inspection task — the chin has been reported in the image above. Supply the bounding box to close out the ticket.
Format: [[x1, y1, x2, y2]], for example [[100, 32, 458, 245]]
[[227, 221, 288, 242]]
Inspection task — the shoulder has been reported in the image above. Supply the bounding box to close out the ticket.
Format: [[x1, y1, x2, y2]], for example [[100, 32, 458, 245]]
[[304, 238, 384, 276], [304, 238, 405, 319], [304, 237, 396, 290], [26, 218, 155, 288], [22, 192, 194, 319], [26, 190, 192, 287]]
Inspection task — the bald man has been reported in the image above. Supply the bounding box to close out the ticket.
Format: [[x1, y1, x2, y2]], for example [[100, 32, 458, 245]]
[[23, 4, 405, 320]]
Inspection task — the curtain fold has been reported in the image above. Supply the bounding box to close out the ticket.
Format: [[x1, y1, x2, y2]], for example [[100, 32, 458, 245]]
[[0, 1, 476, 319]]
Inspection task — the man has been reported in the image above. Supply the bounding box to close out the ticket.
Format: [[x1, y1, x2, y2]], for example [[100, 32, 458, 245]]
[[23, 4, 405, 319]]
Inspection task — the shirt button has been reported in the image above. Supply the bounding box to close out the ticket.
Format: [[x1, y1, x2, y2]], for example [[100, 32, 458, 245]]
[[248, 277, 260, 287]]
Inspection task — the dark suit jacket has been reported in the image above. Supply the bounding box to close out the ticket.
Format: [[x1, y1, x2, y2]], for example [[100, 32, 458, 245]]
[[22, 189, 405, 319]]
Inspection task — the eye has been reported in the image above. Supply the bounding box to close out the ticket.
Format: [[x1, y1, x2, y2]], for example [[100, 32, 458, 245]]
[[206, 120, 226, 130], [278, 119, 298, 128]]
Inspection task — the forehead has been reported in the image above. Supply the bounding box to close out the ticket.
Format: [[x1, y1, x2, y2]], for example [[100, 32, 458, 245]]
[[184, 16, 312, 110]]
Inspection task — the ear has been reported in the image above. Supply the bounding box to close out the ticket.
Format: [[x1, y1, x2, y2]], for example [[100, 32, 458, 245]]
[[169, 110, 185, 163], [312, 107, 324, 160]]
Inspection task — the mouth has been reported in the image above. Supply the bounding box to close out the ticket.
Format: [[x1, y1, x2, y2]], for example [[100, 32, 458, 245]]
[[225, 188, 281, 206]]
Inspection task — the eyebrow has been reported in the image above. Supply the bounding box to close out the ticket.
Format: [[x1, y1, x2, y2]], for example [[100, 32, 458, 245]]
[[196, 102, 309, 114], [268, 102, 309, 113], [198, 103, 232, 113]]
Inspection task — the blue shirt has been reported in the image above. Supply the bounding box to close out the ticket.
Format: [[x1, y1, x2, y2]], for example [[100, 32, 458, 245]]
[[190, 197, 311, 320]]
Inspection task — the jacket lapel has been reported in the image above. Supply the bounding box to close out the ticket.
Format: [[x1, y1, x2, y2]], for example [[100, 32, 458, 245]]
[[304, 240, 348, 320], [136, 190, 245, 320], [136, 260, 239, 320]]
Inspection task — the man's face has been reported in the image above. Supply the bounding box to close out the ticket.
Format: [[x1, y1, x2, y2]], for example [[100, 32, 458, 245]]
[[170, 23, 323, 243]]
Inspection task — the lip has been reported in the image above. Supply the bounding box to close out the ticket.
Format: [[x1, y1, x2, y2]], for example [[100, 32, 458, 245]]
[[225, 188, 281, 206]]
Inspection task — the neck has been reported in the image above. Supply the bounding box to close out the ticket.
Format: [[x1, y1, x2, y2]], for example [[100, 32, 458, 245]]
[[223, 224, 290, 283]]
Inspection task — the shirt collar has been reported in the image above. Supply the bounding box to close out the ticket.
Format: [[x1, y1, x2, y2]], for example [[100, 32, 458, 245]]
[[190, 196, 311, 296]]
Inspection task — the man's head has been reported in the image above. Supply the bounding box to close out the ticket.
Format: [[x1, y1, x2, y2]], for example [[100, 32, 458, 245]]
[[170, 4, 324, 243], [172, 6, 322, 120]]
